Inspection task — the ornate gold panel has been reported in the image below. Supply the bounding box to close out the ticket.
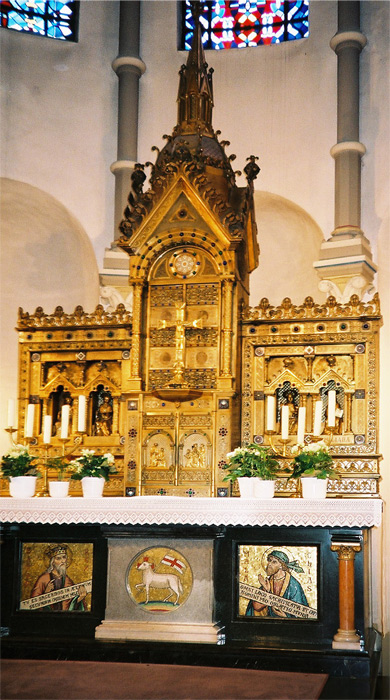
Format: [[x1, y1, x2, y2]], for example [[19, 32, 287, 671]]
[[241, 295, 382, 497]]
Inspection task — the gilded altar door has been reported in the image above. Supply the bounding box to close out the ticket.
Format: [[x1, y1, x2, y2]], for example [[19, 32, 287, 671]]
[[123, 243, 243, 497]]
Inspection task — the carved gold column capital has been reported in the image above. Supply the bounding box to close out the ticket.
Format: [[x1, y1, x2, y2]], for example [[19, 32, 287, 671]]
[[330, 542, 361, 559]]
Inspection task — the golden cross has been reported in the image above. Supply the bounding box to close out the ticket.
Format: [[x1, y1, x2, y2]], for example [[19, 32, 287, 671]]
[[160, 302, 203, 385]]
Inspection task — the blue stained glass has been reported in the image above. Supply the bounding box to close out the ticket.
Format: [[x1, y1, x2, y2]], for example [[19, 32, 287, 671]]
[[182, 0, 309, 50], [0, 0, 78, 41]]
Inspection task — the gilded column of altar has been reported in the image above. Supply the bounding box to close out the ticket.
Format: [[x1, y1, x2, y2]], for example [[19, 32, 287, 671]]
[[113, 399, 120, 435], [130, 282, 143, 383], [221, 279, 234, 378]]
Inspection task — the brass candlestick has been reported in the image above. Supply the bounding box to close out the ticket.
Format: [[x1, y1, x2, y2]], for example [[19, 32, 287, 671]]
[[5, 426, 18, 447], [35, 444, 51, 497]]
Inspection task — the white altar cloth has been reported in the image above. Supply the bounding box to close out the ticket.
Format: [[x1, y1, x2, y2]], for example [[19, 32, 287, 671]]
[[0, 496, 382, 528]]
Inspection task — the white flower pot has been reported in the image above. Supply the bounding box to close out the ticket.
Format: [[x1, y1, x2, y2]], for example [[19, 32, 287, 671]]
[[254, 479, 275, 499], [237, 477, 256, 498], [301, 477, 328, 499], [81, 476, 105, 498], [49, 481, 70, 498], [9, 475, 37, 498]]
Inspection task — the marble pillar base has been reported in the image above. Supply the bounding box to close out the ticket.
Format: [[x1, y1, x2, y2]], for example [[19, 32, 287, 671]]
[[95, 620, 224, 644], [332, 628, 361, 650]]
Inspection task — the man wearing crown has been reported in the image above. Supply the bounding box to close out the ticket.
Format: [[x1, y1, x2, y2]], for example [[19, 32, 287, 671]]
[[30, 544, 87, 612]]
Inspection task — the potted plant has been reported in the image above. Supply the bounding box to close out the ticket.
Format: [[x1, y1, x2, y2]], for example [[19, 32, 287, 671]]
[[70, 449, 117, 498], [1, 444, 40, 498], [46, 456, 72, 498], [223, 444, 280, 498], [290, 440, 338, 498]]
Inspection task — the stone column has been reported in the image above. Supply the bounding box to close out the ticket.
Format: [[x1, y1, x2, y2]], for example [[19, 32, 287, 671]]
[[331, 540, 362, 649], [100, 2, 146, 305], [111, 0, 146, 237], [314, 1, 376, 301]]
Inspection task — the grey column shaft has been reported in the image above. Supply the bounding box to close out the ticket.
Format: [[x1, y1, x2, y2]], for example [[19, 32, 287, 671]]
[[330, 1, 366, 232], [112, 1, 145, 239]]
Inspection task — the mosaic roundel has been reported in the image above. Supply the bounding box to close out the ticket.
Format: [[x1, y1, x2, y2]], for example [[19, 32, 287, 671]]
[[126, 547, 193, 613], [169, 250, 200, 278]]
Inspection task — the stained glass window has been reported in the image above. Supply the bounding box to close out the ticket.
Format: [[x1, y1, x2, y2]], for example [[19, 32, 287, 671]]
[[0, 1, 78, 41], [181, 1, 309, 50]]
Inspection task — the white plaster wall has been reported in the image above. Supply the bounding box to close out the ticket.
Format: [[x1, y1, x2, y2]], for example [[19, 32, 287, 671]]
[[250, 192, 325, 304], [0, 0, 119, 264], [138, 0, 337, 253], [0, 179, 100, 451]]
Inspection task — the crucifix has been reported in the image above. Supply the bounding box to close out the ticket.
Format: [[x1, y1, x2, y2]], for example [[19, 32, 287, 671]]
[[160, 302, 203, 386]]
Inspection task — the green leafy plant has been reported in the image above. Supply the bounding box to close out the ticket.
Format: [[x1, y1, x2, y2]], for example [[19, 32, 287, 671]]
[[222, 444, 280, 482], [46, 456, 72, 481], [290, 441, 337, 480], [1, 444, 40, 479], [70, 449, 117, 482]]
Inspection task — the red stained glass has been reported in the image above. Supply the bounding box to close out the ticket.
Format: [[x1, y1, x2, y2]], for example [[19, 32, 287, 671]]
[[182, 0, 309, 50]]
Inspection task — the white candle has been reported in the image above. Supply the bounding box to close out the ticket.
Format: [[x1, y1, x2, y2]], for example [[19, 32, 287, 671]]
[[25, 404, 35, 438], [7, 399, 15, 428], [61, 404, 70, 439], [313, 400, 323, 436], [266, 396, 276, 431], [327, 390, 336, 427], [78, 395, 86, 432], [281, 405, 289, 440], [297, 406, 306, 444], [43, 415, 52, 444]]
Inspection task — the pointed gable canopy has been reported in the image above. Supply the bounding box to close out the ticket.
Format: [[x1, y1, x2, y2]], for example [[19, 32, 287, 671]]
[[117, 1, 260, 277]]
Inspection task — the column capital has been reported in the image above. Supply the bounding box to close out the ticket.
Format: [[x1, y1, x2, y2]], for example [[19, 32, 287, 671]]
[[330, 31, 367, 53], [331, 542, 361, 560], [330, 141, 366, 159], [110, 160, 137, 174], [112, 56, 146, 76]]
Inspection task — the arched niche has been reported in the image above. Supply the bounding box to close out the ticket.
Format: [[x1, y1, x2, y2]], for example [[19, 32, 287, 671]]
[[250, 191, 327, 305], [0, 178, 100, 453]]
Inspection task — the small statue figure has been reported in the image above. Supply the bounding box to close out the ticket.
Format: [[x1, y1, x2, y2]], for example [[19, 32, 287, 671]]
[[149, 443, 167, 469], [198, 444, 207, 469], [93, 393, 113, 436], [185, 444, 202, 469]]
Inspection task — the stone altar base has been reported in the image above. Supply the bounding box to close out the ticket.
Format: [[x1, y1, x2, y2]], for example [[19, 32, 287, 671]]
[[95, 620, 224, 644]]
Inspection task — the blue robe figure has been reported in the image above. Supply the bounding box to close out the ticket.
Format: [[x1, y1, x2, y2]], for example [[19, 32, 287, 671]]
[[245, 549, 308, 619]]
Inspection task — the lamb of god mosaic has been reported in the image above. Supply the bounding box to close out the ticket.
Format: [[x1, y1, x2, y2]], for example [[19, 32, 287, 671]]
[[127, 547, 193, 613]]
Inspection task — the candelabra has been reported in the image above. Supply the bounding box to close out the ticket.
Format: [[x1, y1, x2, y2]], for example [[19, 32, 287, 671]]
[[4, 424, 85, 497], [265, 429, 334, 458]]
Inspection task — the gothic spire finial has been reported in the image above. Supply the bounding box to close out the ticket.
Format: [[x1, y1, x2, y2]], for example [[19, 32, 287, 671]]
[[176, 1, 214, 135]]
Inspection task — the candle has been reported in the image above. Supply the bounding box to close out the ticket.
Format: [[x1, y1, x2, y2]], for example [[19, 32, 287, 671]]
[[61, 404, 70, 439], [297, 406, 306, 444], [43, 415, 52, 444], [266, 396, 276, 431], [327, 390, 336, 427], [281, 405, 289, 440], [78, 395, 86, 432], [25, 404, 35, 438], [313, 400, 323, 436], [7, 399, 15, 428]]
